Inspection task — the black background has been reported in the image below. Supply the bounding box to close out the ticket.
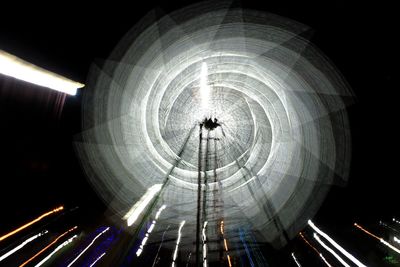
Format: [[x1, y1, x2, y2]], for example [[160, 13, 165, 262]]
[[0, 1, 398, 265]]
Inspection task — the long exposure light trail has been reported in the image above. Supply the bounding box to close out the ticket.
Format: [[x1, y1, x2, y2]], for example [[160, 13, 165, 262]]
[[124, 184, 162, 226], [0, 206, 63, 242], [19, 226, 77, 267], [202, 221, 208, 267], [0, 231, 48, 262], [308, 220, 366, 267], [172, 220, 185, 267], [354, 223, 400, 254], [291, 252, 302, 267], [0, 50, 84, 95], [67, 227, 109, 266], [394, 237, 400, 244], [313, 233, 351, 267], [34, 235, 77, 267], [136, 205, 167, 257], [299, 232, 332, 267], [89, 252, 106, 267], [220, 221, 232, 267]]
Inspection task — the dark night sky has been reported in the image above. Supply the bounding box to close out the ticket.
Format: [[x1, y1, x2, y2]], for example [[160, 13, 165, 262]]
[[0, 1, 398, 265]]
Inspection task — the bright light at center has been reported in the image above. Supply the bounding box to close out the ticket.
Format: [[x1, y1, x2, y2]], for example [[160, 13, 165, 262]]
[[199, 62, 210, 116]]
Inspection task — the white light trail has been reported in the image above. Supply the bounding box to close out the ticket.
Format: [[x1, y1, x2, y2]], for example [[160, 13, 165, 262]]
[[202, 221, 208, 267], [0, 50, 83, 95], [124, 184, 163, 227], [291, 252, 302, 267], [308, 220, 366, 267], [0, 231, 48, 262], [171, 220, 185, 267], [136, 205, 167, 257], [89, 252, 106, 267], [155, 205, 167, 220], [394, 236, 400, 244], [319, 254, 332, 267], [381, 239, 400, 254], [35, 235, 77, 267], [67, 227, 110, 267], [313, 233, 351, 267]]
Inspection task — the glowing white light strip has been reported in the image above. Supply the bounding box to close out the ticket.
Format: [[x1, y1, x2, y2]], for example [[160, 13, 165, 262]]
[[0, 50, 84, 95], [67, 227, 109, 267], [171, 220, 185, 267], [0, 231, 48, 262], [155, 205, 167, 220], [319, 253, 332, 267], [136, 205, 167, 257], [89, 252, 106, 267], [35, 235, 77, 267], [313, 233, 350, 267], [308, 220, 366, 267], [202, 221, 208, 267], [381, 239, 400, 254], [394, 236, 400, 244], [291, 252, 301, 267], [124, 184, 163, 227]]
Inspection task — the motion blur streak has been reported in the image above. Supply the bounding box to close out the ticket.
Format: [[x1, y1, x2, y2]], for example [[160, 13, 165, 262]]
[[299, 232, 332, 267], [34, 235, 77, 267], [0, 206, 63, 242], [19, 226, 77, 267], [308, 220, 366, 267], [354, 223, 400, 254], [353, 223, 380, 240], [89, 252, 106, 267], [123, 184, 162, 226], [313, 233, 351, 267], [202, 221, 208, 267], [137, 205, 167, 257], [0, 50, 84, 95], [67, 227, 110, 266], [291, 252, 301, 267], [172, 220, 185, 267], [0, 231, 48, 262]]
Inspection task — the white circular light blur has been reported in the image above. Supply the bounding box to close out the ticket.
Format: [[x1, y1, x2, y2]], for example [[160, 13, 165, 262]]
[[77, 3, 352, 249]]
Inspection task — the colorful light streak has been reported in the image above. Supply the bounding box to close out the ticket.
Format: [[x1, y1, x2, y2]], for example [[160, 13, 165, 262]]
[[308, 220, 366, 267], [35, 235, 77, 267], [299, 232, 332, 267], [19, 226, 77, 267], [354, 223, 400, 254], [136, 205, 167, 257], [0, 206, 63, 242], [67, 227, 109, 266], [313, 233, 351, 267], [172, 221, 185, 267], [0, 231, 48, 262]]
